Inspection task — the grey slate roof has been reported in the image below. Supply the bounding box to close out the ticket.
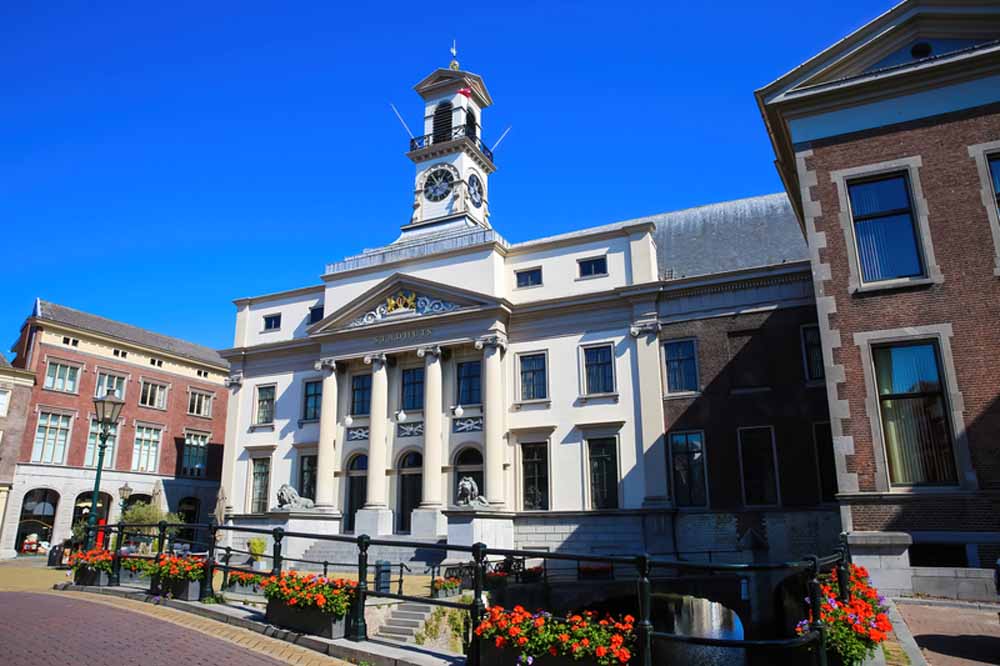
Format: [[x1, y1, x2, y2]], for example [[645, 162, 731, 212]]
[[34, 300, 228, 369], [643, 193, 808, 280]]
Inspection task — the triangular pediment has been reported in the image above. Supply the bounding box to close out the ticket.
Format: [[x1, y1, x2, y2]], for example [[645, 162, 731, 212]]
[[413, 68, 493, 107], [309, 273, 505, 334]]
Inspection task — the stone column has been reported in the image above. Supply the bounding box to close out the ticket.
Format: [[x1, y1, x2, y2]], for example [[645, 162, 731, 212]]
[[475, 334, 507, 506], [355, 353, 392, 535], [412, 346, 446, 536], [313, 358, 338, 510], [220, 372, 244, 518], [630, 320, 670, 507]]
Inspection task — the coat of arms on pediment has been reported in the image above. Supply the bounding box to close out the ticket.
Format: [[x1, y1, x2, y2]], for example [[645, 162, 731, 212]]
[[349, 289, 461, 327]]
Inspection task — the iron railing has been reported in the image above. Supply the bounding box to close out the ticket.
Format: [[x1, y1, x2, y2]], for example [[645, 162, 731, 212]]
[[409, 124, 494, 162], [80, 521, 851, 666]]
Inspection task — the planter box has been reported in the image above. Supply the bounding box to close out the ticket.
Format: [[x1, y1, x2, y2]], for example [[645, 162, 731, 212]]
[[160, 578, 202, 601], [265, 598, 347, 639], [118, 568, 148, 586], [74, 568, 111, 587], [480, 641, 600, 666], [433, 586, 461, 599]]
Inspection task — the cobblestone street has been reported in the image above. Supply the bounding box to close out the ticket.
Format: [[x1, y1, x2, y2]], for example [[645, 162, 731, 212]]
[[897, 602, 1000, 666]]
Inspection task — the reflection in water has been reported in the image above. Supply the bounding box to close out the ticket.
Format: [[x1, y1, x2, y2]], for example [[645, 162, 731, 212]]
[[654, 594, 746, 666]]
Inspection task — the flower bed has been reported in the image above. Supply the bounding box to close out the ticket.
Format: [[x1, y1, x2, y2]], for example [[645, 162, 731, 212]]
[[475, 606, 635, 666], [796, 564, 892, 666], [119, 557, 152, 585], [262, 571, 356, 639], [432, 576, 462, 598], [227, 570, 265, 594], [151, 554, 206, 601], [68, 549, 113, 587]]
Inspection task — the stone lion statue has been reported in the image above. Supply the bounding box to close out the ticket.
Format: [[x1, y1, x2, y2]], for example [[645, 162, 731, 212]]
[[456, 476, 489, 507], [273, 483, 315, 510]]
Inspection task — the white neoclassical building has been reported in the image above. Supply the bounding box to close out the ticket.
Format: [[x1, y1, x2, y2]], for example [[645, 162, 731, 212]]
[[220, 60, 837, 559]]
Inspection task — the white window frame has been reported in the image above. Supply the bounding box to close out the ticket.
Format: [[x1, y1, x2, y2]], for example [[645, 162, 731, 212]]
[[576, 255, 609, 281], [799, 324, 825, 385], [0, 388, 11, 418], [248, 455, 273, 514], [662, 338, 700, 397], [85, 415, 119, 469], [583, 433, 622, 510], [514, 266, 544, 290], [967, 140, 1000, 276], [138, 379, 169, 410], [668, 429, 710, 508], [254, 383, 277, 425], [187, 388, 214, 418], [578, 342, 617, 398], [262, 313, 282, 332], [131, 422, 163, 473], [737, 425, 781, 508], [94, 369, 127, 400], [515, 349, 550, 405], [831, 156, 942, 294], [453, 358, 483, 407], [300, 376, 323, 423], [30, 409, 74, 465], [43, 359, 82, 394]]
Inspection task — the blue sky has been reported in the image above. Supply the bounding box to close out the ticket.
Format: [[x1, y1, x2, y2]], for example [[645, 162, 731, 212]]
[[0, 1, 887, 355]]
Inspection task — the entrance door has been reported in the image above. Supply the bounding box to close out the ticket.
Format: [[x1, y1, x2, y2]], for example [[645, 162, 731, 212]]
[[344, 454, 368, 533], [396, 451, 423, 533]]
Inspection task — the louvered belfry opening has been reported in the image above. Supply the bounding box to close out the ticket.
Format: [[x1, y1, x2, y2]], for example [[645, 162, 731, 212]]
[[432, 101, 453, 143], [465, 109, 477, 141]]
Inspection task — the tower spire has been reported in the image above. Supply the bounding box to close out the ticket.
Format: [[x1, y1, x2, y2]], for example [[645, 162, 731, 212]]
[[449, 39, 459, 71]]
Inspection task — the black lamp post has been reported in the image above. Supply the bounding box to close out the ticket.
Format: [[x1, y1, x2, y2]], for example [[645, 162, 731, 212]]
[[87, 388, 125, 549], [118, 482, 133, 514]]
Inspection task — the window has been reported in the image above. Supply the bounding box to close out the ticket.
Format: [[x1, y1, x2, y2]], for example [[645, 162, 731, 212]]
[[0, 389, 10, 417], [588, 437, 618, 509], [664, 340, 698, 394], [583, 344, 615, 394], [196, 369, 209, 378], [432, 101, 453, 143], [873, 342, 957, 485], [801, 325, 825, 382], [263, 314, 281, 331], [31, 412, 71, 464], [309, 306, 324, 325], [739, 427, 779, 506], [814, 423, 837, 503], [401, 368, 425, 411], [302, 380, 322, 420], [85, 418, 117, 468], [578, 256, 608, 278], [670, 431, 707, 507], [255, 385, 276, 425], [521, 443, 549, 510], [847, 174, 923, 284], [44, 361, 79, 393], [519, 353, 547, 401], [149, 357, 163, 368], [251, 458, 270, 513], [62, 336, 79, 347], [113, 348, 128, 359], [139, 381, 168, 409], [351, 374, 372, 416], [94, 372, 125, 399], [516, 268, 542, 288], [131, 425, 162, 473], [989, 155, 1000, 214], [188, 390, 213, 417], [456, 361, 481, 405], [181, 431, 209, 477], [299, 454, 317, 500]]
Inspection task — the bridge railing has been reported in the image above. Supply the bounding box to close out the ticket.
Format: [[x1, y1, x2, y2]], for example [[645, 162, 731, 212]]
[[80, 521, 851, 666]]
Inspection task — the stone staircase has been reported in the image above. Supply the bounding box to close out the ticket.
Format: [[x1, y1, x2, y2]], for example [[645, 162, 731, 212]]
[[378, 600, 434, 643], [299, 535, 448, 572]]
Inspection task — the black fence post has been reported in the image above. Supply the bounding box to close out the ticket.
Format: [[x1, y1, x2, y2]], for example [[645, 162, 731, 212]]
[[348, 534, 370, 642], [271, 527, 284, 576], [836, 547, 851, 604], [397, 563, 404, 595], [323, 560, 329, 578], [222, 546, 232, 591], [201, 524, 218, 601], [151, 520, 167, 595], [111, 522, 124, 586], [807, 556, 828, 666], [469, 542, 487, 666], [635, 554, 653, 666]]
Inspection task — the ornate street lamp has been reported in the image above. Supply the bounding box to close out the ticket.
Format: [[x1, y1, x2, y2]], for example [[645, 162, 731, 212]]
[[118, 482, 133, 513], [86, 388, 125, 549]]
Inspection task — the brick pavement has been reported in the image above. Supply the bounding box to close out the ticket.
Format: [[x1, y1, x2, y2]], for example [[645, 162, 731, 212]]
[[896, 602, 1000, 666]]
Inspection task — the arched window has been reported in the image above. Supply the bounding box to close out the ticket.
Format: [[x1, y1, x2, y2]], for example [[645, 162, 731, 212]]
[[399, 451, 423, 469], [454, 447, 484, 503], [433, 102, 453, 143], [72, 491, 112, 528], [344, 454, 368, 533], [397, 451, 423, 533], [124, 493, 151, 512], [16, 489, 59, 553], [465, 109, 477, 141], [349, 454, 369, 472]]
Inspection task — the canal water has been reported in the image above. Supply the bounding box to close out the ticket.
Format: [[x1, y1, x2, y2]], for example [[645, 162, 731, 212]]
[[652, 594, 746, 666]]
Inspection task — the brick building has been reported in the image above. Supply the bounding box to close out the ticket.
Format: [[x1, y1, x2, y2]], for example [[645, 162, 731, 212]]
[[0, 300, 229, 557], [758, 0, 1000, 595], [0, 356, 35, 550]]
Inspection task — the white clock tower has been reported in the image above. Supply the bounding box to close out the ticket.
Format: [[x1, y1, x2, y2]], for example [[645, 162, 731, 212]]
[[402, 54, 496, 236]]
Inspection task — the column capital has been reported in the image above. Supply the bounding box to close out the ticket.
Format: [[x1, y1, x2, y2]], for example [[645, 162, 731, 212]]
[[629, 321, 662, 338], [224, 372, 243, 389], [313, 357, 338, 373], [364, 353, 387, 368], [416, 345, 442, 359], [474, 333, 508, 352]]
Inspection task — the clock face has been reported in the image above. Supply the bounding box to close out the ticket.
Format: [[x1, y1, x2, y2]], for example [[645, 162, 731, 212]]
[[468, 174, 483, 208], [424, 168, 454, 202]]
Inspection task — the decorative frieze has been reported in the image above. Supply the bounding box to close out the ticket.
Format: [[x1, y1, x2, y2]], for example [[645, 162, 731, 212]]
[[453, 416, 484, 433], [350, 292, 461, 327], [397, 421, 424, 438], [346, 427, 370, 441]]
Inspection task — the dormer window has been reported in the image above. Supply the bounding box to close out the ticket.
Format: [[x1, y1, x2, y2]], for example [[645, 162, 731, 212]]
[[263, 314, 281, 331], [309, 305, 324, 325], [433, 101, 453, 143]]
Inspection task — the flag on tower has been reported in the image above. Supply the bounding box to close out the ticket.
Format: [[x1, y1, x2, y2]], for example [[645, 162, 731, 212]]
[[457, 87, 472, 98]]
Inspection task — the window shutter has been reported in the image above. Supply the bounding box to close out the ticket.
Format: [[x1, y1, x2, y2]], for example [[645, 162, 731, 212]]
[[433, 102, 453, 143]]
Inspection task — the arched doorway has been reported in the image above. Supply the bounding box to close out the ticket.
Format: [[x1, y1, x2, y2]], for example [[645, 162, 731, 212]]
[[15, 489, 59, 553], [453, 447, 484, 504], [396, 451, 423, 533], [124, 493, 151, 512], [72, 491, 112, 545], [344, 454, 368, 533]]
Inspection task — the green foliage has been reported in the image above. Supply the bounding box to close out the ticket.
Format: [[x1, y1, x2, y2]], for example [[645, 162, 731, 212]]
[[247, 537, 268, 558]]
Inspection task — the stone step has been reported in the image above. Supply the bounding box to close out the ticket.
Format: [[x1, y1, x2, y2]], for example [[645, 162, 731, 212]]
[[394, 610, 430, 620], [380, 625, 416, 638], [385, 618, 423, 628], [399, 603, 432, 613]]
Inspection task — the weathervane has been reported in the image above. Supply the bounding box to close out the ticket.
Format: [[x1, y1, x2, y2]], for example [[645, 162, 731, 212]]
[[449, 39, 459, 70]]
